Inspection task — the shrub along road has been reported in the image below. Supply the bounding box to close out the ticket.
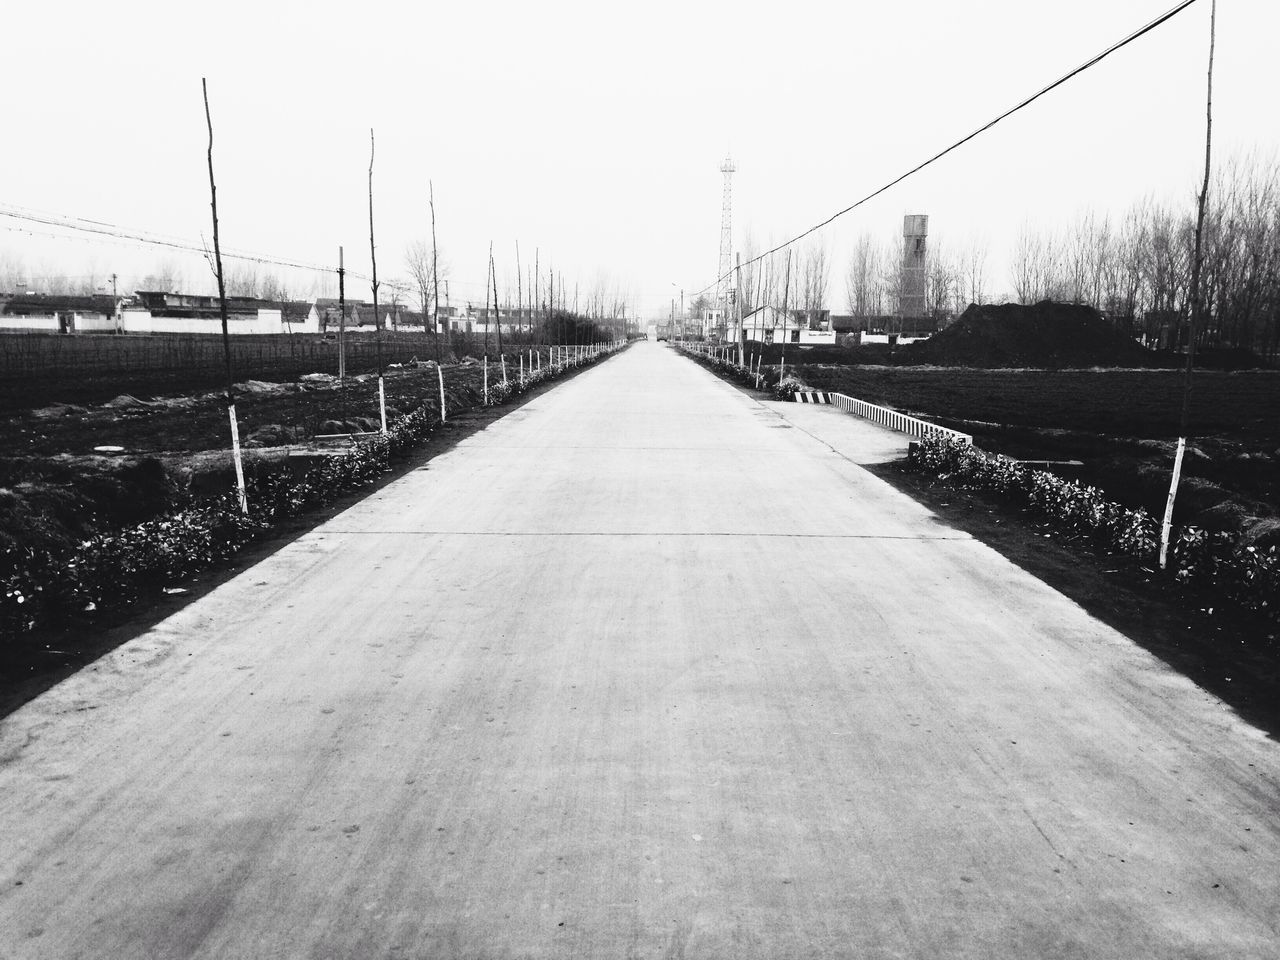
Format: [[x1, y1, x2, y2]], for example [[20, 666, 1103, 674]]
[[1, 341, 1277, 958]]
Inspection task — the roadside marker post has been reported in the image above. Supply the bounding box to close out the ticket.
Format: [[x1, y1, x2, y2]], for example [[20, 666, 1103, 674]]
[[437, 364, 447, 422], [378, 376, 388, 434], [483, 356, 489, 405], [1159, 438, 1187, 569], [501, 355, 508, 385], [228, 405, 248, 514], [520, 354, 525, 382]]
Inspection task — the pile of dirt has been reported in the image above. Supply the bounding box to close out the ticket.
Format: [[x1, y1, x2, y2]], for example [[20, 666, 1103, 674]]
[[905, 301, 1156, 368]]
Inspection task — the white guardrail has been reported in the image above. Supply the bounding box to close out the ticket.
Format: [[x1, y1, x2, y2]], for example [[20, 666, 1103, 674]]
[[828, 392, 972, 445]]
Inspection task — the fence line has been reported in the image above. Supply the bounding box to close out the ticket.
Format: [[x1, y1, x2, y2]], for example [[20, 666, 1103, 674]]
[[828, 392, 972, 444]]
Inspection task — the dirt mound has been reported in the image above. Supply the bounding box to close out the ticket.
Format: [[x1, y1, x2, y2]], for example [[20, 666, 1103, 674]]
[[29, 403, 88, 419], [905, 301, 1155, 368], [102, 394, 153, 409], [234, 379, 291, 395]]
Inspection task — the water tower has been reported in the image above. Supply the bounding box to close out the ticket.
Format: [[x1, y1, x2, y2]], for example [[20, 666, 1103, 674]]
[[900, 214, 928, 319]]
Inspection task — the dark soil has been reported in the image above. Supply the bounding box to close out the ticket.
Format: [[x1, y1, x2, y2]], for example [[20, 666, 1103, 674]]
[[0, 362, 499, 556], [903, 301, 1157, 368], [0, 330, 544, 413]]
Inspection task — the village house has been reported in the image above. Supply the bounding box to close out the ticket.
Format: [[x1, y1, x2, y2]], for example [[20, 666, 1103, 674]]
[[739, 306, 836, 345]]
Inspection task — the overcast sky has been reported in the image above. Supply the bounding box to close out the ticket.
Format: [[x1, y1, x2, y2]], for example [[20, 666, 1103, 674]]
[[2, 0, 1274, 316]]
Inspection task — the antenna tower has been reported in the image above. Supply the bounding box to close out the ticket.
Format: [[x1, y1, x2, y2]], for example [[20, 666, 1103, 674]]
[[716, 155, 736, 337]]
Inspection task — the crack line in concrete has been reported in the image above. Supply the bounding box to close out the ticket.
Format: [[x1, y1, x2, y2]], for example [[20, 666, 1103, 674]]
[[320, 530, 971, 540]]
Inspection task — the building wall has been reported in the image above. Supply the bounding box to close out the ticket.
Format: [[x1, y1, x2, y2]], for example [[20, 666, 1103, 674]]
[[79, 308, 319, 336], [0, 314, 63, 332]]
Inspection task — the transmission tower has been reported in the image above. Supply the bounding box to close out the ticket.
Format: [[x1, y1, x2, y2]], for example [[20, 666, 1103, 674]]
[[716, 155, 735, 338]]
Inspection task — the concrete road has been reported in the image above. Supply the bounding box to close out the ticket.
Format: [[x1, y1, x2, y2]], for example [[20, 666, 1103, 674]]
[[2, 341, 1278, 959]]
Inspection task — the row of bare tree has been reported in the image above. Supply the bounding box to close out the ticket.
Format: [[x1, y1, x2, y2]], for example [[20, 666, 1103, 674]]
[[834, 154, 1278, 358], [402, 238, 634, 326], [1008, 154, 1279, 356]]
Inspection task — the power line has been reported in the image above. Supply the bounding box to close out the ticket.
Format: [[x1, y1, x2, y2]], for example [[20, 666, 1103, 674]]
[[691, 0, 1202, 300], [0, 204, 335, 274], [0, 205, 521, 298]]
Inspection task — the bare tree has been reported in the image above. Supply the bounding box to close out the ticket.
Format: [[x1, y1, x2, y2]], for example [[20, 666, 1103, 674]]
[[0, 250, 25, 292], [405, 240, 436, 318], [260, 272, 286, 301], [224, 264, 258, 298], [961, 240, 988, 307], [798, 240, 829, 313], [925, 240, 959, 318], [844, 233, 879, 317], [739, 232, 760, 315], [1010, 221, 1064, 302]]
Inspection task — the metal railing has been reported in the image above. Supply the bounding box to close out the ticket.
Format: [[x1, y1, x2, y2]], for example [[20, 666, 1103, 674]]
[[828, 392, 972, 444]]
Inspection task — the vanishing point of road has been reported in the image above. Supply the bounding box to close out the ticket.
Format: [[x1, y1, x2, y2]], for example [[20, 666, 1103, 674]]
[[2, 342, 1277, 958]]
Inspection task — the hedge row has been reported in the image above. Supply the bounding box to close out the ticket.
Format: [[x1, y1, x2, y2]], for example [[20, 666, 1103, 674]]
[[908, 434, 1278, 621], [674, 345, 800, 401], [1, 344, 625, 639], [683, 343, 1277, 621]]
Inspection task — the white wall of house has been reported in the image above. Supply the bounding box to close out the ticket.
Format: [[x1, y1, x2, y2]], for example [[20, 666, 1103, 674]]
[[78, 308, 320, 336], [798, 329, 836, 344], [0, 314, 65, 332], [856, 332, 929, 345]]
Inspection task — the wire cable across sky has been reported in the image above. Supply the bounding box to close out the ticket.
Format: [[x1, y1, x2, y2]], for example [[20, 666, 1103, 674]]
[[688, 0, 1203, 300]]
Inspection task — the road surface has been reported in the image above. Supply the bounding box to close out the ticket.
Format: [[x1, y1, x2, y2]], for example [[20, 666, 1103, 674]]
[[2, 341, 1278, 958]]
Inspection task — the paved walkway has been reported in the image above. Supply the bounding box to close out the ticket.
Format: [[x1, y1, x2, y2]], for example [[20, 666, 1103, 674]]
[[1, 342, 1277, 958]]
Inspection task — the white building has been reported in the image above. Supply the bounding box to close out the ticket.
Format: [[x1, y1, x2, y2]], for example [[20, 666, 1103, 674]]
[[739, 305, 836, 345]]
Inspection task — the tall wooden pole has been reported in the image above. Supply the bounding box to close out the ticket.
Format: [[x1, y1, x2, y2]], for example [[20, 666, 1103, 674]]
[[516, 240, 523, 341], [337, 245, 346, 380], [430, 180, 441, 363], [1160, 0, 1217, 570], [483, 242, 493, 358], [492, 247, 503, 355], [735, 251, 744, 366], [202, 78, 247, 514], [779, 250, 792, 380], [369, 128, 386, 433]]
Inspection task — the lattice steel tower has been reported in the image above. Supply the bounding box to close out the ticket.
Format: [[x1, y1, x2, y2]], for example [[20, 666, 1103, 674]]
[[716, 155, 736, 335]]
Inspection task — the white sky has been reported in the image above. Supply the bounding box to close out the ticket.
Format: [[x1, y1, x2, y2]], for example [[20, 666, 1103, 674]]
[[2, 0, 1274, 316]]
